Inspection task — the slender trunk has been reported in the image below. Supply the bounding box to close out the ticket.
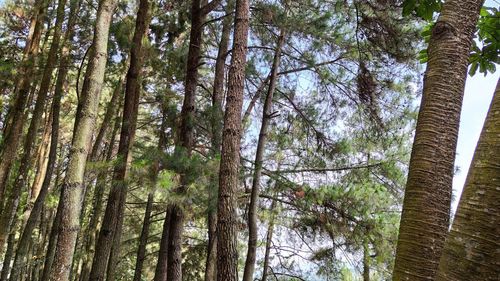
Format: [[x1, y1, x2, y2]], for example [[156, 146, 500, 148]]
[[49, 0, 118, 278], [0, 0, 46, 201], [392, 1, 484, 280], [9, 0, 72, 270], [435, 79, 500, 280], [153, 206, 172, 281], [261, 199, 276, 281], [243, 29, 285, 281], [0, 218, 18, 281], [363, 242, 370, 281], [79, 104, 122, 281], [89, 1, 150, 279], [29, 113, 52, 202], [216, 0, 250, 280], [40, 152, 65, 281], [159, 1, 222, 279], [132, 192, 154, 281], [205, 3, 233, 280], [0, 0, 67, 248]]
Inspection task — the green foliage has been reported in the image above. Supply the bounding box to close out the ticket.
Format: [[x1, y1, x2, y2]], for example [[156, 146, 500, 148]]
[[469, 7, 500, 76], [402, 0, 442, 20]]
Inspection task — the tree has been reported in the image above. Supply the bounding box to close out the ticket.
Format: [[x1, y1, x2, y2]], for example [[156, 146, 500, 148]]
[[89, 0, 151, 279], [216, 0, 250, 280], [48, 0, 118, 279], [435, 78, 500, 280], [393, 0, 485, 280]]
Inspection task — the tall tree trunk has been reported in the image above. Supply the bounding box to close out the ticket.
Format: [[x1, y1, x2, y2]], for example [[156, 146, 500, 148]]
[[40, 152, 65, 281], [392, 1, 484, 280], [49, 0, 118, 279], [0, 0, 67, 247], [216, 0, 250, 280], [153, 206, 172, 281], [0, 0, 46, 202], [242, 29, 285, 281], [79, 103, 122, 281], [205, 3, 233, 280], [260, 199, 276, 281], [156, 1, 221, 280], [88, 0, 150, 279], [8, 0, 75, 271], [435, 79, 500, 280], [132, 192, 154, 281]]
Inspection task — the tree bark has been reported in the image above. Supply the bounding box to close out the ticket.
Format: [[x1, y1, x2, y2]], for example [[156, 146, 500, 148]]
[[132, 192, 154, 281], [216, 0, 250, 280], [435, 79, 500, 281], [392, 1, 484, 280], [79, 110, 121, 281], [88, 0, 150, 279], [8, 0, 80, 276], [48, 0, 118, 279], [261, 199, 276, 281], [205, 3, 233, 280], [153, 206, 172, 281], [0, 0, 46, 202], [243, 29, 285, 281]]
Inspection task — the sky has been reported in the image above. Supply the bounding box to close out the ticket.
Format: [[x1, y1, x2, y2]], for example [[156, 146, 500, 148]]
[[452, 70, 499, 213]]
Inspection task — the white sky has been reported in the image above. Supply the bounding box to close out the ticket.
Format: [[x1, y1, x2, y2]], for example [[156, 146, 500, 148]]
[[452, 70, 499, 213]]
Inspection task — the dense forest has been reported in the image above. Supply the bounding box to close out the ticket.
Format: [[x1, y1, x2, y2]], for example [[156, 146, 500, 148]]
[[0, 0, 498, 280]]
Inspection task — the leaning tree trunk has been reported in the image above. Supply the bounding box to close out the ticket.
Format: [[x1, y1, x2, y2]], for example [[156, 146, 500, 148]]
[[80, 91, 123, 281], [0, 0, 46, 202], [205, 2, 233, 280], [242, 29, 285, 281], [392, 1, 484, 280], [88, 0, 150, 279], [216, 0, 250, 280], [48, 0, 118, 279], [435, 79, 500, 280], [8, 0, 78, 277], [260, 199, 276, 281]]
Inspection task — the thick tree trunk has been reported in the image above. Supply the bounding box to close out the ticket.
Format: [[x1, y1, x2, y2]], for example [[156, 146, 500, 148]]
[[363, 242, 370, 281], [392, 1, 484, 280], [435, 79, 500, 280], [205, 3, 233, 280], [88, 0, 150, 279], [41, 186, 64, 281], [0, 0, 46, 202], [216, 0, 250, 280], [48, 0, 118, 279], [243, 29, 285, 281]]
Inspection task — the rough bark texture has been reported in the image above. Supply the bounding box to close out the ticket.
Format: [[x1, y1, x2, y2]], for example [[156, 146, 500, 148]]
[[392, 1, 484, 280], [159, 1, 221, 279], [79, 111, 121, 281], [435, 79, 500, 281], [0, 0, 45, 202], [48, 0, 118, 279], [88, 0, 150, 279], [242, 29, 285, 281], [8, 0, 79, 277], [216, 0, 250, 280], [41, 187, 64, 281], [205, 3, 233, 280]]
